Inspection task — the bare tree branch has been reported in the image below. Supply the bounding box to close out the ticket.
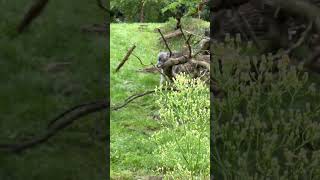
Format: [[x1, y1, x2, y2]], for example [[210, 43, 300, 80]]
[[179, 27, 193, 58], [112, 90, 155, 111], [132, 53, 148, 66], [96, 0, 109, 13], [115, 45, 136, 72], [157, 28, 173, 56], [0, 100, 108, 153], [17, 0, 49, 33]]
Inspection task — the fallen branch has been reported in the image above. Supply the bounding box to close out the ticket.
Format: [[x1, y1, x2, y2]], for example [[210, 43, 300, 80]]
[[273, 0, 320, 32], [16, 0, 110, 34], [163, 56, 189, 68], [235, 7, 262, 50], [184, 30, 209, 40], [0, 100, 108, 153], [190, 59, 210, 70], [17, 0, 49, 33], [112, 90, 155, 111], [284, 21, 313, 55], [47, 101, 108, 128], [115, 45, 136, 72], [151, 63, 171, 82], [157, 28, 173, 56], [132, 53, 148, 66], [274, 21, 313, 59], [159, 29, 183, 41], [0, 88, 171, 153], [179, 27, 193, 58], [96, 0, 109, 13]]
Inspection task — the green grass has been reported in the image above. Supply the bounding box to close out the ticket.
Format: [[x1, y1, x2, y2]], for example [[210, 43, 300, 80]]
[[0, 1, 106, 180], [110, 19, 209, 179], [110, 23, 162, 179]]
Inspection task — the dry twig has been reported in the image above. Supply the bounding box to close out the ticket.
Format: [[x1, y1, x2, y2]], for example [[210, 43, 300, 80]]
[[157, 28, 173, 56], [115, 45, 136, 72], [0, 100, 108, 153]]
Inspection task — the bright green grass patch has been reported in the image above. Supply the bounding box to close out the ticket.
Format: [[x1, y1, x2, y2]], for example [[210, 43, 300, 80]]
[[110, 23, 162, 178], [110, 19, 209, 179], [0, 1, 106, 180]]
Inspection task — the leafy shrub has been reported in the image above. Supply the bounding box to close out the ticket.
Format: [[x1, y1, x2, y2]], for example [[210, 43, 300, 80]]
[[110, 0, 169, 22], [212, 36, 320, 179], [110, 0, 206, 23], [151, 74, 210, 179], [160, 17, 209, 34]]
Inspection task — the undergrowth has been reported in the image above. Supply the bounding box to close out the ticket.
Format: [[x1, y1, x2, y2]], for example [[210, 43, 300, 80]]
[[110, 18, 209, 179], [152, 75, 210, 179], [212, 35, 320, 179]]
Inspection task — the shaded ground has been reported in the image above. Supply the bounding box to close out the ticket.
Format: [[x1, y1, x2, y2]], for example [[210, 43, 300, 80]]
[[0, 1, 107, 179]]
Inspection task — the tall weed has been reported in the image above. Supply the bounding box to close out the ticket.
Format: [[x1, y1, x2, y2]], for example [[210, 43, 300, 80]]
[[152, 74, 210, 179], [212, 36, 320, 179]]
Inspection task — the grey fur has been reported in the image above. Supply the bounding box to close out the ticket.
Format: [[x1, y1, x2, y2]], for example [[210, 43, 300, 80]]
[[156, 52, 170, 85]]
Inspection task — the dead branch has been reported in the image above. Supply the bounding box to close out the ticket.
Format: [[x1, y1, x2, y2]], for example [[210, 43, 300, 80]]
[[160, 29, 183, 40], [96, 0, 109, 13], [113, 87, 178, 111], [157, 28, 173, 56], [186, 35, 193, 57], [235, 7, 262, 50], [163, 56, 189, 68], [115, 45, 136, 72], [47, 101, 108, 128], [179, 27, 193, 58], [191, 59, 210, 70], [184, 30, 209, 40], [17, 0, 49, 33], [274, 0, 320, 32], [112, 90, 155, 111], [16, 0, 109, 34], [162, 56, 190, 80], [285, 22, 313, 54], [0, 100, 108, 153], [132, 53, 147, 66], [273, 21, 313, 59], [151, 63, 171, 82], [0, 89, 161, 153]]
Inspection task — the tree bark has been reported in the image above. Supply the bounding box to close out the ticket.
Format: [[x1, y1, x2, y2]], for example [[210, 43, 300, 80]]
[[140, 1, 146, 23]]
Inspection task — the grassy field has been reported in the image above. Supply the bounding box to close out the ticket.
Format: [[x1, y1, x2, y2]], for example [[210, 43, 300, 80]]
[[0, 1, 107, 180], [110, 23, 163, 179], [110, 19, 209, 179]]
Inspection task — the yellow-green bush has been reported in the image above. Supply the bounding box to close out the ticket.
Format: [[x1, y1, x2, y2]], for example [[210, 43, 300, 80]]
[[151, 74, 210, 179], [212, 37, 320, 179]]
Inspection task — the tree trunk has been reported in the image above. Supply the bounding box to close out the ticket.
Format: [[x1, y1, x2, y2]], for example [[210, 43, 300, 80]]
[[140, 1, 146, 23]]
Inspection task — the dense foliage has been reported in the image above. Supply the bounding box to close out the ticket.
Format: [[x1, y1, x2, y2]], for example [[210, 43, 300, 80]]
[[152, 75, 210, 179], [212, 36, 320, 179], [110, 0, 207, 22]]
